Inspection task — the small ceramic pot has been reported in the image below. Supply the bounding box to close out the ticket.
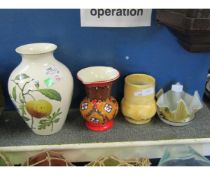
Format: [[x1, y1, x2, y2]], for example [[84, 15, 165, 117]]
[[156, 83, 203, 126], [121, 74, 156, 124], [77, 66, 119, 132]]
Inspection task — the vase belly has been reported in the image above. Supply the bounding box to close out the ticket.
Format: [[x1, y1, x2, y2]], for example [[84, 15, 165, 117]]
[[80, 96, 119, 131], [121, 98, 156, 124]]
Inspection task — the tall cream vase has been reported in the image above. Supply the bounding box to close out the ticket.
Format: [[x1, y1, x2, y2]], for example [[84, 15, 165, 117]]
[[8, 43, 73, 135]]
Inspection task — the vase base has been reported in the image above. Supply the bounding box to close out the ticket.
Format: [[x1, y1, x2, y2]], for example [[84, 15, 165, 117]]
[[125, 117, 151, 124], [85, 120, 113, 132], [32, 126, 63, 136]]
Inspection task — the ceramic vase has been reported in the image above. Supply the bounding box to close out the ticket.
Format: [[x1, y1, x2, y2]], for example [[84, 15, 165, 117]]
[[77, 66, 119, 132], [121, 74, 156, 124], [8, 43, 73, 135]]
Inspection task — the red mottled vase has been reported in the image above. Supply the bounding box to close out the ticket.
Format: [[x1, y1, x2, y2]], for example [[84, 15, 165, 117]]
[[77, 66, 120, 132]]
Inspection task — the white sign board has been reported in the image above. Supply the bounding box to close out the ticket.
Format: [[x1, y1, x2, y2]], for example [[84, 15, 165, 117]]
[[80, 9, 152, 27]]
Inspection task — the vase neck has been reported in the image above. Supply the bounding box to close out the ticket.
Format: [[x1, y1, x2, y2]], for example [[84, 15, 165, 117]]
[[21, 52, 55, 64], [85, 84, 112, 101]]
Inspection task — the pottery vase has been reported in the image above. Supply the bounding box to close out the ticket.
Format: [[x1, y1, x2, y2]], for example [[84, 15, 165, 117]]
[[77, 66, 119, 132], [121, 74, 156, 124], [8, 43, 73, 135]]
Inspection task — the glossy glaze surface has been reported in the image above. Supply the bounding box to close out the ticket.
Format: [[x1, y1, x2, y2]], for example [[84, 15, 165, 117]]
[[78, 66, 119, 131], [8, 43, 73, 135]]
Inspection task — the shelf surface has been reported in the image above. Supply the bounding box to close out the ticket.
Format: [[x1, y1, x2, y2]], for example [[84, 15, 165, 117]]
[[0, 105, 210, 148]]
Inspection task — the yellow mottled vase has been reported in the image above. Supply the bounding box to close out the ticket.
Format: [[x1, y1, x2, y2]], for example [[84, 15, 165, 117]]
[[121, 74, 157, 124]]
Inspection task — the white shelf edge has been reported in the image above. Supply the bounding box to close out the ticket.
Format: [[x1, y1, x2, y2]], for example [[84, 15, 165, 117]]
[[1, 138, 210, 163], [1, 137, 210, 152]]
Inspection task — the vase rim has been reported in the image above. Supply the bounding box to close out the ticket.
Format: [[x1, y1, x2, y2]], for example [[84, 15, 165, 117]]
[[125, 73, 155, 87], [77, 66, 120, 85], [15, 43, 57, 55]]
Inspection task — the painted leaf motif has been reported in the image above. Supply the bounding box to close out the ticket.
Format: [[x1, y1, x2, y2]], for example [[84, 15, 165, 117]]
[[15, 73, 30, 80], [35, 82, 39, 88], [53, 118, 60, 123], [33, 80, 40, 88], [38, 107, 62, 131], [19, 104, 26, 115], [37, 89, 61, 101], [20, 98, 24, 103], [22, 116, 30, 122], [38, 124, 46, 130], [12, 86, 17, 101], [40, 120, 48, 124]]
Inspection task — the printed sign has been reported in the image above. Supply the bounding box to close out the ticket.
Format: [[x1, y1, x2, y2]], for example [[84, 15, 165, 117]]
[[80, 9, 152, 27]]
